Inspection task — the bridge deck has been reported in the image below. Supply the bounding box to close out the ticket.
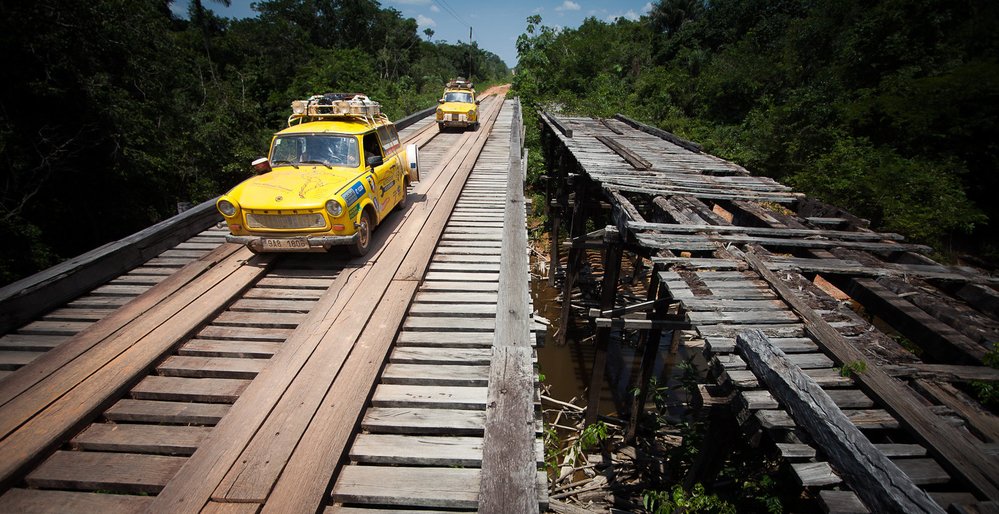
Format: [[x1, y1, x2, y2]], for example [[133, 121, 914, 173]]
[[540, 113, 998, 512], [0, 96, 542, 512]]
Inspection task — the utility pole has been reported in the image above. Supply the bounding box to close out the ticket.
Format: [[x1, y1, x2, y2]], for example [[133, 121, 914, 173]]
[[468, 26, 473, 80]]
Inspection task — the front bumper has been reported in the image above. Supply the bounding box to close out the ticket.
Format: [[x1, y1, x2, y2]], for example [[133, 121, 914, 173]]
[[226, 234, 358, 252], [438, 113, 474, 127]]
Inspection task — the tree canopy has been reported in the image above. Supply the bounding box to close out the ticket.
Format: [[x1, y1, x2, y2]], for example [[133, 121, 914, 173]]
[[515, 0, 999, 262], [0, 0, 509, 285]]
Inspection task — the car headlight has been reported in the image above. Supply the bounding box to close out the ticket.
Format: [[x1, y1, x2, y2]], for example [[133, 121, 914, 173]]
[[467, 110, 475, 118], [218, 199, 237, 217], [325, 199, 343, 217]]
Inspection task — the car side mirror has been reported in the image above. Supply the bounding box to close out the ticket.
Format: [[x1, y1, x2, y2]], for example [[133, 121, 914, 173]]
[[251, 157, 271, 174], [438, 99, 444, 104], [368, 155, 384, 167], [475, 100, 480, 105]]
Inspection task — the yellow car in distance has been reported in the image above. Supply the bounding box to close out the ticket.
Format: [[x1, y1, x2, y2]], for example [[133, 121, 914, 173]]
[[217, 93, 420, 256], [436, 77, 479, 131]]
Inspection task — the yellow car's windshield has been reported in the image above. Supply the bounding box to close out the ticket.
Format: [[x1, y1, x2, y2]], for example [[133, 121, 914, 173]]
[[270, 134, 360, 168], [443, 92, 473, 103]]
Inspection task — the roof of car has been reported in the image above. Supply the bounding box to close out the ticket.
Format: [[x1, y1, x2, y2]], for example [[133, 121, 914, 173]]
[[276, 118, 391, 136]]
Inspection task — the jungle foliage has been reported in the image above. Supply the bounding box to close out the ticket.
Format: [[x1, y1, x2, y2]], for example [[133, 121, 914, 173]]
[[0, 0, 509, 285], [514, 0, 999, 261]]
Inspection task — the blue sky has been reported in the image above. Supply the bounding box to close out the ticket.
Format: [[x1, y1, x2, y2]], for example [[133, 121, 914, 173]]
[[170, 0, 656, 68]]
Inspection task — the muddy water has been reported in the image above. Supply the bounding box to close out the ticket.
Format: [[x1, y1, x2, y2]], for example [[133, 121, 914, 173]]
[[531, 256, 695, 421]]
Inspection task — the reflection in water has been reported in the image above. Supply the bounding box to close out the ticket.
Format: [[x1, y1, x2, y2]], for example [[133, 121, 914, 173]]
[[532, 261, 694, 422]]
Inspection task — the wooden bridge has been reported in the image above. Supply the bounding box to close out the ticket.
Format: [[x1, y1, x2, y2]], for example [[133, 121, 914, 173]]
[[539, 113, 999, 513], [0, 94, 547, 512]]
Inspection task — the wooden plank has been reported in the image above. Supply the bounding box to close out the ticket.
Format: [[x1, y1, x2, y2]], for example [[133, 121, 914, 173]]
[[382, 363, 490, 386], [917, 380, 999, 442], [0, 488, 152, 513], [72, 423, 212, 455], [156, 355, 266, 379], [372, 384, 487, 409], [178, 339, 282, 358], [403, 317, 495, 332], [0, 334, 65, 352], [105, 399, 230, 425], [390, 347, 492, 365], [792, 462, 842, 487], [839, 277, 986, 364], [362, 407, 486, 434], [26, 451, 187, 494], [819, 490, 869, 513], [480, 346, 538, 514], [131, 376, 251, 403], [629, 221, 904, 242], [739, 330, 940, 511], [0, 248, 267, 487], [395, 331, 495, 347], [743, 248, 999, 499], [349, 434, 484, 466], [332, 466, 479, 509]]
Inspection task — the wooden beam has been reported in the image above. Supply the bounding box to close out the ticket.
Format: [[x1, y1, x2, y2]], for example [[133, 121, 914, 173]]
[[0, 199, 221, 334], [480, 100, 539, 513], [627, 221, 904, 242], [612, 113, 704, 154], [743, 248, 999, 500], [737, 329, 943, 514], [542, 111, 572, 138], [585, 227, 623, 425], [594, 135, 652, 170]]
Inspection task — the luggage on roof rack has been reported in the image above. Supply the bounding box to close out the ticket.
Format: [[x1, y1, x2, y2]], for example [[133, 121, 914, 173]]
[[287, 93, 386, 126]]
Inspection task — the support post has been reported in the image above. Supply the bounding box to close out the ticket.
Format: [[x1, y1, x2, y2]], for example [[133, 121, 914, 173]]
[[585, 227, 623, 426], [627, 263, 666, 441], [556, 174, 587, 344]]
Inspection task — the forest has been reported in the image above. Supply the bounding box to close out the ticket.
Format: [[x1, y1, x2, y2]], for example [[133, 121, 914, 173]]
[[515, 0, 999, 266], [0, 0, 509, 285]]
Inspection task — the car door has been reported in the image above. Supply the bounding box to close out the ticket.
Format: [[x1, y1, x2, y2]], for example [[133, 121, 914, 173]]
[[362, 131, 394, 217], [375, 126, 404, 207]]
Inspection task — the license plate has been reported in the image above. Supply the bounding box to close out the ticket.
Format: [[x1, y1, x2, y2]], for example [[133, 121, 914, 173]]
[[262, 238, 308, 249]]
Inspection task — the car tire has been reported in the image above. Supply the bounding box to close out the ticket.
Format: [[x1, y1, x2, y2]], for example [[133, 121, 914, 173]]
[[348, 209, 373, 257], [437, 122, 444, 132]]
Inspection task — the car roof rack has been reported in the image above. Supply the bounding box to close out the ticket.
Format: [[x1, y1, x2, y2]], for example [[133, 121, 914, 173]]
[[287, 93, 389, 127], [445, 77, 474, 90]]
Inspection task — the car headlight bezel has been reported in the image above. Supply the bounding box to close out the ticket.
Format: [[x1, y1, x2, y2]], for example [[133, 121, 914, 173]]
[[325, 199, 343, 217], [218, 199, 238, 217]]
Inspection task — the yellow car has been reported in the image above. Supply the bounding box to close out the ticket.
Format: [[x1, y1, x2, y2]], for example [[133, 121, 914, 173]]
[[217, 93, 420, 256], [436, 77, 479, 131]]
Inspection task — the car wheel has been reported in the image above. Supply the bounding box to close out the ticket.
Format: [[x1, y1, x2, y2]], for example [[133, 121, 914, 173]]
[[437, 122, 444, 132], [348, 209, 372, 257]]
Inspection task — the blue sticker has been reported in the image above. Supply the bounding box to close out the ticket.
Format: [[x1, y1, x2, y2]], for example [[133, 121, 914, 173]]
[[342, 181, 366, 207]]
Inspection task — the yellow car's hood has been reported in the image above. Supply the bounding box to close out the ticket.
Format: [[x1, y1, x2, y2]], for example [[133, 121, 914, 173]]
[[440, 101, 476, 113], [229, 166, 361, 209]]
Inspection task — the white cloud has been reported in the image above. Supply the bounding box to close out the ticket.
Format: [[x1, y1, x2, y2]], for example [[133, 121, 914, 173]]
[[642, 2, 653, 13], [416, 14, 436, 27], [555, 1, 580, 12], [532, 7, 544, 13], [430, 4, 439, 12], [607, 9, 640, 21]]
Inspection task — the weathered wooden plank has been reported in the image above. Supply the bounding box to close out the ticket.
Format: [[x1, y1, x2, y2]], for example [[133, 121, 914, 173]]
[[0, 247, 268, 487], [407, 303, 498, 317], [382, 363, 490, 386], [105, 399, 230, 425], [130, 376, 250, 403], [739, 329, 943, 513], [743, 249, 999, 499], [195, 325, 293, 341], [72, 423, 212, 455], [349, 434, 484, 466], [362, 407, 486, 434], [26, 451, 187, 494], [414, 292, 499, 304], [156, 355, 266, 379], [395, 331, 495, 347], [819, 490, 869, 513], [390, 347, 492, 365], [178, 339, 282, 358], [403, 317, 495, 332], [213, 311, 306, 328], [332, 466, 479, 509], [372, 384, 487, 409], [0, 488, 152, 513]]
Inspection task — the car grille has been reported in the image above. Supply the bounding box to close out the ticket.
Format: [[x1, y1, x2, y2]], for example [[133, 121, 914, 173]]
[[245, 212, 326, 230], [447, 113, 468, 122]]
